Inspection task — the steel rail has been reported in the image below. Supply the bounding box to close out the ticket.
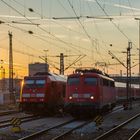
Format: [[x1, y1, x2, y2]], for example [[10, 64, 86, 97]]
[[128, 128, 140, 140], [94, 112, 140, 140], [52, 120, 93, 140], [51, 107, 123, 140], [18, 119, 76, 140], [0, 114, 35, 124], [0, 115, 41, 129], [0, 110, 19, 116], [18, 107, 122, 140]]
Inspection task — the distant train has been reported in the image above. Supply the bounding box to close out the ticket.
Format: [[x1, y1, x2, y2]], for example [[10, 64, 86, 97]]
[[19, 72, 66, 114], [115, 82, 140, 101], [64, 69, 140, 117]]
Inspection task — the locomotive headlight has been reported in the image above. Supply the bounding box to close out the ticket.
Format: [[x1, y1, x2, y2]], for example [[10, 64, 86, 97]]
[[69, 96, 72, 100], [90, 96, 94, 100]]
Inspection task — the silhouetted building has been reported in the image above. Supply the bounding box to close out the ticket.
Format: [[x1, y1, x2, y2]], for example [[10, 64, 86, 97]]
[[0, 78, 21, 104], [29, 62, 49, 76]]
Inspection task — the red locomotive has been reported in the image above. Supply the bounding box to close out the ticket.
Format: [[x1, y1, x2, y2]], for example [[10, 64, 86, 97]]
[[64, 69, 140, 117], [20, 72, 66, 114], [64, 69, 116, 117]]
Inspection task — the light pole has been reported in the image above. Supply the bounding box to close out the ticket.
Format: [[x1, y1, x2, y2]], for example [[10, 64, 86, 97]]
[[135, 18, 140, 88]]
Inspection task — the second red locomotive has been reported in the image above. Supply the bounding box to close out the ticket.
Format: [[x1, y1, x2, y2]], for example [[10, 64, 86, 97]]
[[20, 72, 66, 114]]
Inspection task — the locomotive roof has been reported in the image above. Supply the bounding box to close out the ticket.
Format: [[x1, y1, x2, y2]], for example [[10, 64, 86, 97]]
[[68, 72, 114, 81], [49, 73, 67, 82], [75, 68, 109, 76], [24, 72, 67, 82]]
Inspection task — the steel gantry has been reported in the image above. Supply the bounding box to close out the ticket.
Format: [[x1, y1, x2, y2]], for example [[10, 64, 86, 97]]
[[108, 42, 132, 109]]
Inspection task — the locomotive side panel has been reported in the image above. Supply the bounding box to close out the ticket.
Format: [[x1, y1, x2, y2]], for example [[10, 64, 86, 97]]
[[101, 79, 116, 107]]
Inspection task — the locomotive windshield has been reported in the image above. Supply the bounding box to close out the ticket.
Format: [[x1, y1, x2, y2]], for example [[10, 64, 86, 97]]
[[68, 77, 80, 85], [84, 77, 97, 85], [35, 80, 45, 88], [24, 80, 35, 89], [25, 80, 34, 84], [24, 79, 46, 88]]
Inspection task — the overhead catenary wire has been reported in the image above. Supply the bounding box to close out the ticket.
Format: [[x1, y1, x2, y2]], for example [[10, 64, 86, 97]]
[[94, 1, 138, 58], [0, 0, 84, 54], [0, 0, 95, 61], [7, 22, 69, 52], [86, 1, 107, 63], [0, 17, 69, 54], [0, 17, 89, 68], [94, 0, 139, 62], [95, 0, 131, 41], [2, 0, 135, 61], [81, 1, 119, 71], [58, 0, 72, 16], [0, 11, 87, 73], [0, 0, 139, 75], [67, 0, 96, 48], [12, 0, 94, 54], [13, 0, 87, 36]]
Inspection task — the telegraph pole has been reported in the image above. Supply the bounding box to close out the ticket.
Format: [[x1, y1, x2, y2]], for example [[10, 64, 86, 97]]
[[1, 66, 5, 91], [60, 53, 64, 75], [134, 18, 140, 88], [0, 60, 5, 91], [127, 42, 132, 109], [44, 50, 49, 72], [9, 32, 13, 97]]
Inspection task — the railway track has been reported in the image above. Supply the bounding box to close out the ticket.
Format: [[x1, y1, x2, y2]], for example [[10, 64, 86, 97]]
[[128, 128, 140, 140], [0, 115, 42, 129], [18, 119, 92, 140], [51, 120, 93, 140], [94, 112, 140, 140], [0, 105, 129, 140], [0, 110, 19, 116], [17, 105, 125, 140]]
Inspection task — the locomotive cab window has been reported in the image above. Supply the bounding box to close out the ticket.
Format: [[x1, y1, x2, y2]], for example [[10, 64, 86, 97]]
[[24, 80, 35, 88], [84, 77, 97, 85], [67, 77, 80, 85], [36, 80, 45, 84], [36, 80, 46, 88], [25, 80, 34, 84]]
